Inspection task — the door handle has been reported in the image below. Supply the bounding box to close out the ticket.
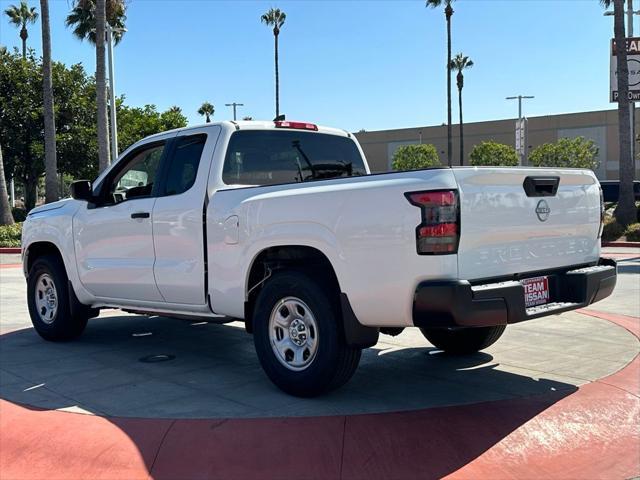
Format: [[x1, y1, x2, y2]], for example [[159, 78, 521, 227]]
[[131, 212, 150, 219], [523, 176, 560, 197]]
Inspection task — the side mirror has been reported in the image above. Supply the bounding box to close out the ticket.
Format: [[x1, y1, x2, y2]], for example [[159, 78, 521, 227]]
[[70, 180, 93, 201]]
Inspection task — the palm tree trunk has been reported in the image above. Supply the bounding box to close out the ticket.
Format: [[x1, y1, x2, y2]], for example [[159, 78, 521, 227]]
[[613, 0, 636, 226], [95, 0, 111, 173], [24, 174, 37, 212], [41, 0, 58, 204], [20, 27, 27, 59], [445, 6, 453, 167], [458, 85, 464, 166], [0, 144, 15, 226], [274, 32, 280, 118]]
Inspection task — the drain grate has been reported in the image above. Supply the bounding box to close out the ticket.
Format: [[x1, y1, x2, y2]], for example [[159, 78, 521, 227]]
[[139, 354, 175, 363]]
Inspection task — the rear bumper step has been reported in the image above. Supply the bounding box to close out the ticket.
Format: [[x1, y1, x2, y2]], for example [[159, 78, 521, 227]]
[[413, 258, 617, 329]]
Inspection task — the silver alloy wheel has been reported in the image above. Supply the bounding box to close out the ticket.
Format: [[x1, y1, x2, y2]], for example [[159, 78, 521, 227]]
[[35, 273, 58, 325], [268, 296, 319, 371]]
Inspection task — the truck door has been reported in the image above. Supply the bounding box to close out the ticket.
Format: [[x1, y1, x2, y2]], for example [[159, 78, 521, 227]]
[[152, 126, 221, 305], [73, 139, 170, 302]]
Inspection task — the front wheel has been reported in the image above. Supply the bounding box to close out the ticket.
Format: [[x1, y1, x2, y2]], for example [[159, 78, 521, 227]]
[[253, 271, 362, 397], [420, 325, 506, 354], [27, 255, 91, 341]]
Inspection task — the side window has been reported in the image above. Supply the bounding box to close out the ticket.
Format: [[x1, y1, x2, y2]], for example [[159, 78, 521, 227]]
[[107, 143, 164, 204], [162, 134, 207, 196]]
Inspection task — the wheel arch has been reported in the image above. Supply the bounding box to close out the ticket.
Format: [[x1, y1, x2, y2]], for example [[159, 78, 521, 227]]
[[243, 244, 378, 347], [24, 240, 97, 317], [244, 245, 341, 331], [24, 241, 65, 276]]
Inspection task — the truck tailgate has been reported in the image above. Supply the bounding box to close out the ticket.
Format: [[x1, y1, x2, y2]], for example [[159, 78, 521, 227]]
[[453, 168, 601, 280]]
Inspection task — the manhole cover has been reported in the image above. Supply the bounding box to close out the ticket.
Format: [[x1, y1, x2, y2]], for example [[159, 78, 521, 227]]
[[139, 354, 175, 363]]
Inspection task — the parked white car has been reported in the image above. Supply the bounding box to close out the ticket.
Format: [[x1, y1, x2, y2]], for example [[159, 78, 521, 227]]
[[22, 120, 617, 396]]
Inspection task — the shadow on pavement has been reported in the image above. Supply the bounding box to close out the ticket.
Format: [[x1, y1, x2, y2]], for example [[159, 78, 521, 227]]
[[0, 313, 579, 418], [0, 314, 583, 478]]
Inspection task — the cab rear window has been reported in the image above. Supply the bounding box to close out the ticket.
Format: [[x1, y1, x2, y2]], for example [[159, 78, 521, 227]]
[[222, 130, 367, 186]]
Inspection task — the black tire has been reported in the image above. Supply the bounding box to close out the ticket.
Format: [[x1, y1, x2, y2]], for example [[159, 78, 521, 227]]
[[420, 325, 506, 354], [253, 271, 361, 397], [27, 254, 90, 341]]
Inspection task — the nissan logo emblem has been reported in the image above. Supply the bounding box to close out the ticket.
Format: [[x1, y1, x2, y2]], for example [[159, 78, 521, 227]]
[[536, 199, 550, 222]]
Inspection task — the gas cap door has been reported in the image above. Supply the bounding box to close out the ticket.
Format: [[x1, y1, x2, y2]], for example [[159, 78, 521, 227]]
[[223, 215, 239, 245]]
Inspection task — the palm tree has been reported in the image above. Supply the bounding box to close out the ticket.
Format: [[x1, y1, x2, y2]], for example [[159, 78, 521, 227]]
[[94, 0, 109, 172], [198, 102, 215, 123], [65, 0, 126, 45], [66, 0, 127, 173], [0, 144, 15, 226], [601, 0, 636, 226], [261, 8, 286, 118], [40, 0, 57, 204], [426, 0, 455, 167], [4, 1, 38, 59], [450, 53, 473, 166]]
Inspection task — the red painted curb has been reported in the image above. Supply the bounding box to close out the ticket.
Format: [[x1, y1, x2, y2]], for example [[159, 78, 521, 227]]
[[602, 241, 640, 247], [0, 263, 22, 269], [604, 252, 640, 259], [0, 310, 638, 480], [0, 247, 21, 254]]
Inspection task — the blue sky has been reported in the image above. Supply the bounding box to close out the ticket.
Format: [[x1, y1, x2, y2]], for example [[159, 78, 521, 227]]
[[0, 0, 625, 131]]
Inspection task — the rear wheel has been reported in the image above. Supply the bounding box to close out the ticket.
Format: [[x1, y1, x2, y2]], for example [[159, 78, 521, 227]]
[[253, 271, 361, 397], [27, 255, 92, 341], [420, 325, 506, 354]]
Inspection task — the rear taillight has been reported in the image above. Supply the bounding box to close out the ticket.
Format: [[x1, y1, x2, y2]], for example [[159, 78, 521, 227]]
[[598, 186, 605, 238], [405, 190, 459, 255]]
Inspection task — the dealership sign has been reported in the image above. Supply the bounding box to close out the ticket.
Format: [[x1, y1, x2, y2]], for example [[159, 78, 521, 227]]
[[610, 37, 640, 102]]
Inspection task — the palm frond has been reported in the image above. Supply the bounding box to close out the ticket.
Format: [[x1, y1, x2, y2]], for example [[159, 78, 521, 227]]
[[449, 52, 473, 72], [65, 0, 127, 45], [4, 1, 38, 27], [426, 0, 453, 8], [197, 102, 215, 116], [261, 7, 285, 28]]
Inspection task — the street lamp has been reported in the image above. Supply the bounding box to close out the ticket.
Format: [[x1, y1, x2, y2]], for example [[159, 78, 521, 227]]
[[225, 102, 244, 121], [106, 24, 126, 164]]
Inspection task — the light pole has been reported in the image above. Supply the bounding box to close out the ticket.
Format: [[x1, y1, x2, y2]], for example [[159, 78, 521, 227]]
[[225, 102, 244, 121], [106, 24, 126, 164], [506, 95, 534, 165], [605, 3, 640, 166]]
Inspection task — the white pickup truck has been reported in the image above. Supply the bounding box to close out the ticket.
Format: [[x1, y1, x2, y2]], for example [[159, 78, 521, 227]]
[[22, 120, 617, 396]]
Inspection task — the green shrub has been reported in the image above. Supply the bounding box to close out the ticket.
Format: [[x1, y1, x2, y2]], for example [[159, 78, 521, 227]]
[[602, 218, 625, 242], [392, 144, 441, 171], [0, 222, 22, 247], [469, 141, 519, 167], [624, 223, 640, 242], [11, 208, 27, 222], [529, 137, 599, 170]]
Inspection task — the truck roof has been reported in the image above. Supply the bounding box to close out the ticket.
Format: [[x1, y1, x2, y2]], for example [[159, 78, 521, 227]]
[[142, 120, 352, 142]]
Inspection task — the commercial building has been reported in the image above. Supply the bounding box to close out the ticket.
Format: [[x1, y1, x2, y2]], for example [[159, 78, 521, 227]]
[[354, 109, 640, 180]]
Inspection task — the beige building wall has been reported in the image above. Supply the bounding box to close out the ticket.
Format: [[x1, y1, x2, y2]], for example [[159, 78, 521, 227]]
[[354, 109, 640, 180]]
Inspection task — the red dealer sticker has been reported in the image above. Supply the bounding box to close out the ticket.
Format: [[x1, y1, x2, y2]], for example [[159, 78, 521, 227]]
[[521, 276, 550, 308]]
